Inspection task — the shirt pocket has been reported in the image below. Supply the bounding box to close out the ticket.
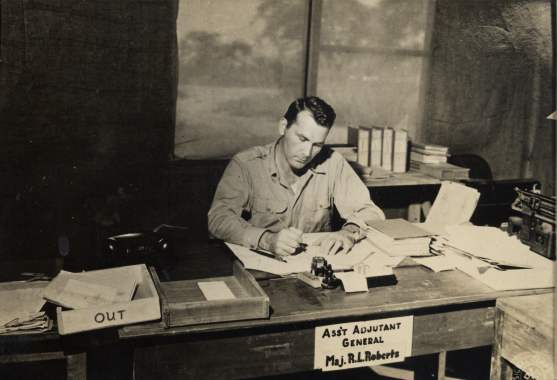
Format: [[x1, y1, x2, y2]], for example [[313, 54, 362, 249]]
[[251, 197, 288, 230], [307, 197, 332, 232], [252, 197, 288, 214]]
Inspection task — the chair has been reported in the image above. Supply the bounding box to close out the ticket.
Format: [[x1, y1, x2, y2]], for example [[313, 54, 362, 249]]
[[448, 154, 493, 180]]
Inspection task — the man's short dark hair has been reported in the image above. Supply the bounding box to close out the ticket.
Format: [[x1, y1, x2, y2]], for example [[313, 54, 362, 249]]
[[283, 96, 336, 129]]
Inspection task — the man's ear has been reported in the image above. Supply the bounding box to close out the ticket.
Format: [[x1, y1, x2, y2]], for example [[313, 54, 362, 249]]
[[278, 118, 287, 136]]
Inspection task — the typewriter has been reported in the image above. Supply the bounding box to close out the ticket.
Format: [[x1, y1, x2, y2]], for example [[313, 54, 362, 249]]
[[509, 187, 555, 260]]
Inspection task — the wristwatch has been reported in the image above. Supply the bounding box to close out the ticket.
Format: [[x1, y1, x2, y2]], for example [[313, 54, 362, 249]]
[[343, 224, 366, 243]]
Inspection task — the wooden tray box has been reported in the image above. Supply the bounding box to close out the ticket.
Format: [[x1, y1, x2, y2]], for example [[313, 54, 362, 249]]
[[57, 264, 160, 335], [151, 261, 270, 327]]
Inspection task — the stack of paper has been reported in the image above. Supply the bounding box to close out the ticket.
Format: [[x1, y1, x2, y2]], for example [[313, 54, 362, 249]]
[[0, 285, 51, 334], [366, 219, 432, 257], [43, 268, 138, 309], [432, 225, 554, 290]]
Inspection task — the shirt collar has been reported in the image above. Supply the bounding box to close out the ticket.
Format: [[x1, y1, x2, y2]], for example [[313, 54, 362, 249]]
[[265, 137, 328, 179]]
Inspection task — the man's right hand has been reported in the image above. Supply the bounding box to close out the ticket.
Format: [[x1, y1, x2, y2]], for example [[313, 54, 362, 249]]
[[260, 227, 303, 257]]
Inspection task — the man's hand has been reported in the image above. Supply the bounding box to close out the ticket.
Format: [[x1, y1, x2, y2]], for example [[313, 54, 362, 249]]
[[311, 230, 356, 255], [260, 227, 303, 257]]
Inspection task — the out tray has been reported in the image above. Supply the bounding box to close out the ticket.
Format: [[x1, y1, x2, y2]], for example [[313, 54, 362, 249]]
[[150, 261, 270, 327]]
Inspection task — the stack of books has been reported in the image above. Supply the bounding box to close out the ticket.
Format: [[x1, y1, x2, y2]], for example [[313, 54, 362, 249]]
[[347, 126, 408, 173], [410, 142, 449, 164], [409, 142, 469, 180], [366, 218, 433, 257], [410, 161, 470, 180]]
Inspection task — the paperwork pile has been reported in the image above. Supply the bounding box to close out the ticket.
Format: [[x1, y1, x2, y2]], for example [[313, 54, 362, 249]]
[[432, 225, 554, 290], [43, 268, 138, 309], [0, 284, 51, 334], [366, 219, 432, 257]]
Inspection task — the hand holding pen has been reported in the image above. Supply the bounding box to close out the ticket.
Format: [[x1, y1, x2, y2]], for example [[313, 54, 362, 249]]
[[259, 227, 304, 258]]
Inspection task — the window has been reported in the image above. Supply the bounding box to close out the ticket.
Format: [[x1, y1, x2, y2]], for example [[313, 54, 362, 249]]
[[175, 0, 434, 159]]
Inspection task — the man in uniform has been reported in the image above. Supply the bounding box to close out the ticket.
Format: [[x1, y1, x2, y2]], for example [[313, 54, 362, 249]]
[[208, 96, 384, 258]]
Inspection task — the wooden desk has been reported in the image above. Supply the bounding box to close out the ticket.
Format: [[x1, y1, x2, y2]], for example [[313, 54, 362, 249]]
[[120, 242, 552, 380], [490, 293, 554, 380]]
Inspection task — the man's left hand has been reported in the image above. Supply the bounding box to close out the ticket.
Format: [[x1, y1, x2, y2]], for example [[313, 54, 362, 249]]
[[311, 230, 356, 255]]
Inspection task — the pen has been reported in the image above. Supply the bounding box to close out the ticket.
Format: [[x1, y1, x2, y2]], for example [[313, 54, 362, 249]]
[[250, 248, 288, 263], [293, 243, 308, 255]]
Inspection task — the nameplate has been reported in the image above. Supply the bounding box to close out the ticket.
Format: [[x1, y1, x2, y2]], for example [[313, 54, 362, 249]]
[[314, 316, 413, 371]]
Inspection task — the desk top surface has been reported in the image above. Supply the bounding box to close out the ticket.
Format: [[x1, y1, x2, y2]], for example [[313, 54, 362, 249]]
[[362, 171, 441, 188], [120, 241, 552, 339]]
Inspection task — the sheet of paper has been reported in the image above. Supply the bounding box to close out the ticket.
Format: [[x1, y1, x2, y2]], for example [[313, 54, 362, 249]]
[[335, 272, 368, 292], [43, 268, 138, 309], [226, 234, 376, 276], [426, 181, 480, 225], [55, 279, 119, 309], [197, 281, 236, 300], [225, 242, 305, 275], [362, 251, 406, 268], [413, 256, 455, 272], [353, 261, 394, 277]]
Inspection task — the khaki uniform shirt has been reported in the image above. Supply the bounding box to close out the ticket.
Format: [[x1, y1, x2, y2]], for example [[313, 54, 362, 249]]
[[208, 139, 385, 249]]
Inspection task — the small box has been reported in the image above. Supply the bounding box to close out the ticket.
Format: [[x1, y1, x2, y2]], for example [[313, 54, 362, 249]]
[[152, 260, 270, 327], [56, 264, 160, 335]]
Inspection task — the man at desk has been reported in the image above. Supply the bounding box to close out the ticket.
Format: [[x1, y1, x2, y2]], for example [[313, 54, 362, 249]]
[[208, 96, 385, 257]]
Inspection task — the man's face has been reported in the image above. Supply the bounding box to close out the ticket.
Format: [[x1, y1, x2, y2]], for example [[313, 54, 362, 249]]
[[280, 110, 330, 171]]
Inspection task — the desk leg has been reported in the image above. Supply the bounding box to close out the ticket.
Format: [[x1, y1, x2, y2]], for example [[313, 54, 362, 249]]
[[436, 351, 446, 380], [66, 352, 87, 380], [489, 309, 508, 380], [414, 352, 446, 380]]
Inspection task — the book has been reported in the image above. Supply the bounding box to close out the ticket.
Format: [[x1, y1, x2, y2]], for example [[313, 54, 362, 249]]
[[370, 127, 383, 167], [410, 147, 448, 156], [381, 127, 394, 171], [357, 127, 372, 167], [392, 129, 408, 173], [411, 142, 449, 154], [367, 218, 432, 240], [366, 218, 432, 256], [347, 126, 359, 147], [410, 151, 448, 164], [410, 161, 470, 180]]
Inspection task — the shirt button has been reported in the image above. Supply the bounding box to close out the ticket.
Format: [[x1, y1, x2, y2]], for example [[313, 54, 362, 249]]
[[266, 207, 271, 211]]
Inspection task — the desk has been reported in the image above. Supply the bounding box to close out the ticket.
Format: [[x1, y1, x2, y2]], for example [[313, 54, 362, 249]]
[[120, 241, 552, 380], [490, 293, 554, 380]]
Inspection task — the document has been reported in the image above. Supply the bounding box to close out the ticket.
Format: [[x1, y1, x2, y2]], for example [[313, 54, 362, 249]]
[[225, 233, 377, 276], [413, 256, 455, 272], [43, 268, 138, 309], [198, 281, 236, 300], [335, 272, 368, 293], [426, 181, 480, 225], [0, 287, 46, 326], [435, 225, 554, 290], [56, 279, 119, 309]]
